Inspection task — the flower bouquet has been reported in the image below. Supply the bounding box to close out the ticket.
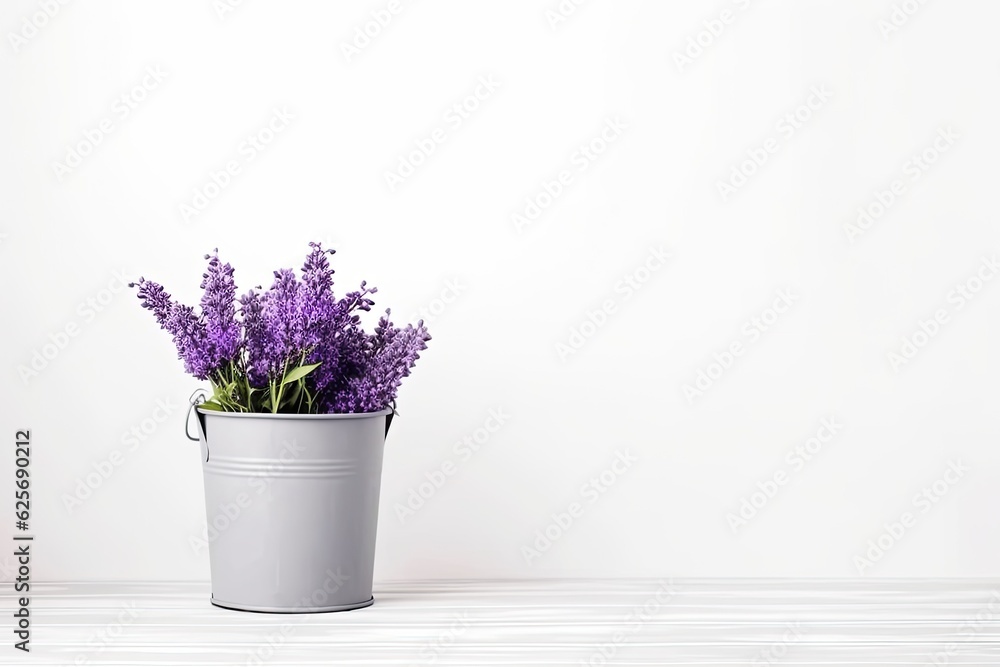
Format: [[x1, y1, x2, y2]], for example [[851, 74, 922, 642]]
[[131, 242, 430, 413]]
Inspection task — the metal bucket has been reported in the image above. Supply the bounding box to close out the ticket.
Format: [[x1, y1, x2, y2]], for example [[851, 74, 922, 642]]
[[185, 395, 393, 613]]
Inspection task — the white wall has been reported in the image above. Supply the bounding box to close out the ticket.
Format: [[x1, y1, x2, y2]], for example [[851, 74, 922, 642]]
[[2, 0, 999, 582]]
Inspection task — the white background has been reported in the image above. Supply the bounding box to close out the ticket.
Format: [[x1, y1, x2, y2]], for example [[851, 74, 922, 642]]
[[1, 0, 999, 583]]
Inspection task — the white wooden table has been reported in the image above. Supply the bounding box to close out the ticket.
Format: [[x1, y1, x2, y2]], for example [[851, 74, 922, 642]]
[[4, 579, 1000, 665]]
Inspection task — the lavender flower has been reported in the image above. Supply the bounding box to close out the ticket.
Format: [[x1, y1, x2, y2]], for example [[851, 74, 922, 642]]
[[200, 250, 239, 369], [131, 277, 213, 380], [262, 268, 306, 371], [301, 241, 335, 297], [131, 277, 173, 326], [131, 243, 431, 414], [239, 289, 271, 387], [163, 304, 214, 380]]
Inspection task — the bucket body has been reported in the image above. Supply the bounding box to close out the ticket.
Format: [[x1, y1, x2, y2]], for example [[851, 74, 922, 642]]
[[193, 408, 391, 612]]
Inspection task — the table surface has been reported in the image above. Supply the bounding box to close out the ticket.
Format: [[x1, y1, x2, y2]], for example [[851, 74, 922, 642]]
[[4, 579, 1000, 665]]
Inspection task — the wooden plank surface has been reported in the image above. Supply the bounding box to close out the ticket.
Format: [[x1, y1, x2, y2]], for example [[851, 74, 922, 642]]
[[3, 579, 1000, 665]]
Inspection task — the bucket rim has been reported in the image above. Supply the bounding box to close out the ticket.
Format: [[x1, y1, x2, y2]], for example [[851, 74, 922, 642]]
[[195, 407, 393, 420]]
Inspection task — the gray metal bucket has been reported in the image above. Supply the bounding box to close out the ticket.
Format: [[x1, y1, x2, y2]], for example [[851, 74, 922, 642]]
[[185, 396, 393, 613]]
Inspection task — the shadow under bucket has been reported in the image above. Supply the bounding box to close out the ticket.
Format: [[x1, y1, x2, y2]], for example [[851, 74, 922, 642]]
[[187, 399, 393, 613]]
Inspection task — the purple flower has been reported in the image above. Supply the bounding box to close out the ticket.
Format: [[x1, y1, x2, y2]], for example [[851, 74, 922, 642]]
[[131, 243, 431, 413], [323, 311, 430, 413], [132, 276, 214, 380], [164, 303, 213, 380], [262, 268, 306, 368], [239, 289, 272, 387], [200, 250, 239, 369], [131, 278, 173, 327], [301, 242, 335, 297]]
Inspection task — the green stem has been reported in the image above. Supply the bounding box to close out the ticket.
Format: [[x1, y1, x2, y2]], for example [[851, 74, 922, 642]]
[[303, 384, 314, 413], [271, 357, 290, 413]]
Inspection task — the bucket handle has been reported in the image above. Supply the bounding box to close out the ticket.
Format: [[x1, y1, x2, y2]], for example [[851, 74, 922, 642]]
[[385, 400, 397, 439], [185, 390, 211, 462], [184, 389, 207, 441]]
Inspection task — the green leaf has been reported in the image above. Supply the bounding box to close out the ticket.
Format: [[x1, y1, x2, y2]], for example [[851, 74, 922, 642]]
[[284, 381, 302, 400], [281, 362, 321, 386], [197, 401, 225, 412]]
